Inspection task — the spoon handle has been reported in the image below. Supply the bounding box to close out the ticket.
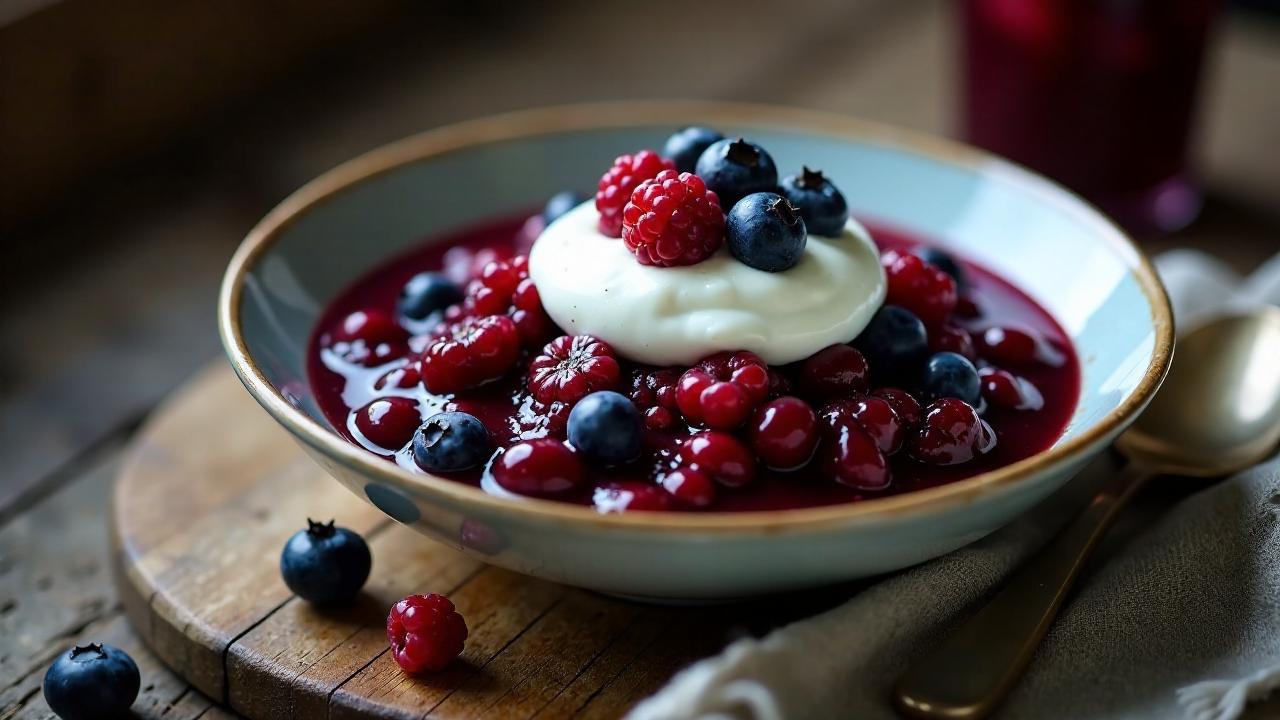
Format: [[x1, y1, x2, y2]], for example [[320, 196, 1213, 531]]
[[892, 462, 1152, 719]]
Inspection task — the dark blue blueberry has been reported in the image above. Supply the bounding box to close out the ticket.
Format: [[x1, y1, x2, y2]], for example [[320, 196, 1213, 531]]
[[918, 351, 981, 405], [43, 643, 140, 720], [854, 305, 929, 380], [412, 411, 491, 473], [567, 391, 642, 465], [397, 272, 462, 322], [726, 192, 808, 272], [543, 190, 584, 225], [915, 247, 967, 290], [779, 167, 849, 236], [280, 519, 372, 606], [663, 126, 724, 174], [694, 137, 778, 208]]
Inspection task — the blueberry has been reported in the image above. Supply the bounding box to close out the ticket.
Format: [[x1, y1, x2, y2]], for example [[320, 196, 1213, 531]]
[[918, 351, 981, 405], [543, 190, 584, 225], [397, 272, 462, 322], [280, 519, 372, 606], [567, 391, 642, 465], [854, 305, 929, 380], [694, 137, 778, 208], [412, 411, 491, 472], [663, 126, 724, 174], [726, 192, 808, 272], [915, 247, 967, 290], [779, 167, 849, 236], [43, 643, 140, 720]]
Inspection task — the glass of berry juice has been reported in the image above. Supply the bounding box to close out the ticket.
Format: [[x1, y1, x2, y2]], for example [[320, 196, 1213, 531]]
[[960, 0, 1220, 234]]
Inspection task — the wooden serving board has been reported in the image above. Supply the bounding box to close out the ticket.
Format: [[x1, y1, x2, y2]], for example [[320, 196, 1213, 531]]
[[111, 364, 838, 719]]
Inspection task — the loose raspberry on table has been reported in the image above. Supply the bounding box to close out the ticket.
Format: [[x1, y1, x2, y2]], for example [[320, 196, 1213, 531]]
[[387, 593, 468, 674], [421, 315, 521, 394], [595, 150, 675, 237], [528, 335, 621, 406], [621, 170, 725, 267], [881, 249, 958, 329], [675, 351, 770, 430], [629, 368, 683, 431]]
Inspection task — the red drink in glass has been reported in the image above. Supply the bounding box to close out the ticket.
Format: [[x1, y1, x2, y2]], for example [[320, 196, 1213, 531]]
[[961, 0, 1219, 233]]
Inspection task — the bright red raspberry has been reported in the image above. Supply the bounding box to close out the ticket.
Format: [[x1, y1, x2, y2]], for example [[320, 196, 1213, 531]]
[[871, 387, 922, 429], [660, 467, 716, 508], [882, 249, 958, 329], [352, 397, 421, 451], [821, 396, 904, 456], [595, 150, 675, 237], [680, 431, 756, 487], [421, 315, 521, 394], [593, 482, 673, 513], [387, 593, 468, 674], [911, 398, 992, 465], [748, 396, 819, 469], [675, 351, 770, 429], [528, 335, 621, 405], [798, 344, 869, 398], [821, 421, 890, 491], [493, 439, 584, 495], [621, 170, 725, 267], [629, 368, 683, 431]]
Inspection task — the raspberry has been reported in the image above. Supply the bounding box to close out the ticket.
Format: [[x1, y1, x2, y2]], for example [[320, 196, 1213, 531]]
[[660, 467, 716, 508], [881, 249, 958, 329], [528, 335, 621, 405], [675, 352, 770, 429], [492, 439, 584, 495], [748, 396, 819, 469], [629, 368, 682, 431], [680, 431, 756, 487], [421, 315, 521, 394], [593, 482, 673, 513], [387, 593, 468, 674], [621, 170, 725, 267], [595, 150, 675, 237]]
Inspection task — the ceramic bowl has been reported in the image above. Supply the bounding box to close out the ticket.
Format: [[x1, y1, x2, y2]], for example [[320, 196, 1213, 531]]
[[219, 102, 1172, 601]]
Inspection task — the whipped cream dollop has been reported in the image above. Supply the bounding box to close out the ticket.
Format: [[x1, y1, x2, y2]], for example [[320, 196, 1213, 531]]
[[528, 202, 886, 366]]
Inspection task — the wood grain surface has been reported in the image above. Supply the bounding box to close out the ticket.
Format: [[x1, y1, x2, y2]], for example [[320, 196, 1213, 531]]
[[112, 364, 806, 719]]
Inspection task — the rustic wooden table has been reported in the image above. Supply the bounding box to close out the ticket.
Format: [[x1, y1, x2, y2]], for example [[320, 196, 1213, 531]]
[[3, 2, 1278, 717]]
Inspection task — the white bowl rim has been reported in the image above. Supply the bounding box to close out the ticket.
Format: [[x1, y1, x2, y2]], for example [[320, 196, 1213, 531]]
[[218, 100, 1173, 534]]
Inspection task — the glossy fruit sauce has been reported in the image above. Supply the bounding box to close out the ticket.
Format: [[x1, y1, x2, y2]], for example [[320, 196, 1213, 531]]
[[308, 212, 1080, 512]]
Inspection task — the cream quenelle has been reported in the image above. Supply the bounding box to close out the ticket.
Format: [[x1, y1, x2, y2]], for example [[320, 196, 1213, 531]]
[[528, 201, 886, 366]]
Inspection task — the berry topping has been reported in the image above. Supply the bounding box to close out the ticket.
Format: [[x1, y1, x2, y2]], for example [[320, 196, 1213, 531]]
[[412, 411, 491, 472], [664, 126, 725, 173], [493, 439, 584, 495], [725, 192, 808, 272], [976, 326, 1065, 367], [629, 368, 682, 431], [694, 137, 779, 208], [421, 315, 521, 393], [749, 396, 820, 469], [330, 310, 408, 366], [822, 396, 905, 456], [43, 643, 141, 720], [567, 391, 643, 465], [779, 167, 849, 236], [821, 420, 890, 491], [676, 351, 769, 430], [387, 593, 468, 674], [510, 276, 554, 347], [353, 397, 421, 451], [979, 367, 1045, 411], [398, 272, 463, 323], [881, 249, 958, 329], [375, 361, 422, 391], [854, 305, 930, 381], [595, 150, 675, 237], [799, 344, 869, 399], [543, 190, 584, 225], [918, 351, 982, 405], [280, 519, 372, 606], [914, 247, 967, 290], [621, 170, 725, 267], [911, 398, 991, 465], [680, 431, 756, 487], [930, 324, 978, 361], [528, 334, 621, 405], [660, 466, 717, 508], [871, 387, 923, 429], [593, 482, 674, 513]]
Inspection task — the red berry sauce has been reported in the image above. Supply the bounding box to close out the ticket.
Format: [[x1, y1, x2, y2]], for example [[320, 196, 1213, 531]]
[[308, 212, 1080, 512]]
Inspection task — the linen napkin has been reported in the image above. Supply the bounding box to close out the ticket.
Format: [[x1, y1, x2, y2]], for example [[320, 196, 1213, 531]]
[[629, 249, 1280, 720]]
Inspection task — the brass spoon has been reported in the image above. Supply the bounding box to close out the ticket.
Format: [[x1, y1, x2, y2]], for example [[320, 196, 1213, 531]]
[[894, 308, 1280, 719]]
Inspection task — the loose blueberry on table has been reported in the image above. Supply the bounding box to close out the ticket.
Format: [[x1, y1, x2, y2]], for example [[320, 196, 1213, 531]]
[[43, 642, 141, 720], [280, 519, 372, 606], [309, 127, 1080, 513]]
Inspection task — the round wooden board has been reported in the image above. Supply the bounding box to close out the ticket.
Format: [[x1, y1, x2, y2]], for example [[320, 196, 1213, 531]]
[[111, 364, 819, 719]]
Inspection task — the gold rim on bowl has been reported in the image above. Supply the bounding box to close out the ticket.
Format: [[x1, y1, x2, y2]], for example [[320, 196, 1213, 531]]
[[218, 100, 1174, 534]]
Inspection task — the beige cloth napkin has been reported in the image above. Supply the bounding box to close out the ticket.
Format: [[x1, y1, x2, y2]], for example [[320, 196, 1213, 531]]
[[629, 250, 1280, 720]]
